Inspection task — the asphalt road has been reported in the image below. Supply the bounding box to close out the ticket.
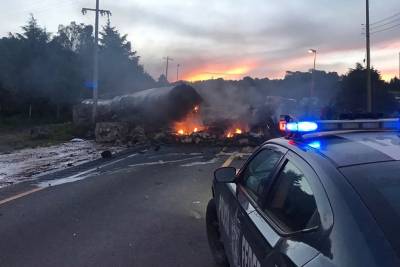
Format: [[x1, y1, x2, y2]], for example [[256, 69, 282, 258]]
[[0, 145, 247, 267]]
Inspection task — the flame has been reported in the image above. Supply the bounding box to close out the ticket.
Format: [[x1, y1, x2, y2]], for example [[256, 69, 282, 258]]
[[225, 124, 249, 138], [174, 105, 205, 135]]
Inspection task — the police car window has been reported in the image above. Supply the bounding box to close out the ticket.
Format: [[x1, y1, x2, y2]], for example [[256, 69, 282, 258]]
[[241, 148, 282, 201], [265, 161, 318, 233]]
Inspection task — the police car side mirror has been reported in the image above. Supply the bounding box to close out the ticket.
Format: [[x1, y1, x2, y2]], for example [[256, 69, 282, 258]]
[[214, 167, 237, 183]]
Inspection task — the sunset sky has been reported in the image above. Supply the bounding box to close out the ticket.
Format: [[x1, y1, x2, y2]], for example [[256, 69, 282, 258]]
[[2, 0, 400, 81]]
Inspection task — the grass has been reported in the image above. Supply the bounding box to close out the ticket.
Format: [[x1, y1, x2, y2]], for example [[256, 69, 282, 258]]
[[0, 122, 77, 153]]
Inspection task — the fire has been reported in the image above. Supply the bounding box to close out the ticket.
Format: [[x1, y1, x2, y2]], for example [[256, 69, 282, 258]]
[[225, 124, 249, 138], [174, 105, 205, 135], [226, 132, 234, 138]]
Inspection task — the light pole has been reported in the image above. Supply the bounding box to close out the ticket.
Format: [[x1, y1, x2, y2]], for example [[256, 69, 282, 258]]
[[163, 56, 173, 82], [308, 49, 317, 97], [177, 64, 180, 81]]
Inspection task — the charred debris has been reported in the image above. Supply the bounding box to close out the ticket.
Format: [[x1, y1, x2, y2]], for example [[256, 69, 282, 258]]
[[73, 83, 281, 147]]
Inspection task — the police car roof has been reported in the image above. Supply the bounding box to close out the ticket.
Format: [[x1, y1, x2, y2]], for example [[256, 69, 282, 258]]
[[272, 131, 400, 167]]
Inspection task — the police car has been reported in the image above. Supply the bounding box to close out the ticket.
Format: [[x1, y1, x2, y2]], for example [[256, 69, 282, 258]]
[[206, 118, 400, 267]]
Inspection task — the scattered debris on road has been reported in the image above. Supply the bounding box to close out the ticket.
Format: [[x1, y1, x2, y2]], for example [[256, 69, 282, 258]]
[[0, 140, 124, 188]]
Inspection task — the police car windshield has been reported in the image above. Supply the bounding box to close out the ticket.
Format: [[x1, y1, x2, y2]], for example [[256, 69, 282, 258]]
[[341, 161, 400, 256]]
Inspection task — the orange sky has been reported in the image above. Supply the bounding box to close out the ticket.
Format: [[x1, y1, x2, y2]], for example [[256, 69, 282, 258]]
[[183, 62, 257, 81], [182, 46, 400, 82]]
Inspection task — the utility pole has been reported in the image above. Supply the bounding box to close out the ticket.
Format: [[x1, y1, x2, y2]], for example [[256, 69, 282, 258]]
[[163, 56, 173, 82], [176, 64, 180, 81], [82, 1, 111, 124], [366, 0, 372, 112]]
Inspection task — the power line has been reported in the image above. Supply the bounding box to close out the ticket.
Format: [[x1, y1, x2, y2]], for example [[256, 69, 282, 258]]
[[370, 11, 400, 26], [371, 17, 400, 30], [371, 22, 400, 34], [361, 15, 400, 35]]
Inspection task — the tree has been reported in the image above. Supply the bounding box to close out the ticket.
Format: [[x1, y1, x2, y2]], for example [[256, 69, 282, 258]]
[[99, 21, 155, 96], [336, 63, 397, 114], [55, 22, 94, 100], [0, 15, 159, 123]]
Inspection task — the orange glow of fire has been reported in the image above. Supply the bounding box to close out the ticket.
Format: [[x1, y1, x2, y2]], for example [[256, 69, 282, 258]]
[[174, 106, 205, 136], [225, 124, 249, 138]]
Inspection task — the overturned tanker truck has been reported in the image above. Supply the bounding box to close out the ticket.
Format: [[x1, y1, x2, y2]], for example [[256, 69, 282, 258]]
[[74, 84, 202, 128], [73, 84, 203, 143]]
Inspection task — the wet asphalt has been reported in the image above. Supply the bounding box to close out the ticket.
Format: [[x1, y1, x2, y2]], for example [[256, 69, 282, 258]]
[[0, 145, 242, 267]]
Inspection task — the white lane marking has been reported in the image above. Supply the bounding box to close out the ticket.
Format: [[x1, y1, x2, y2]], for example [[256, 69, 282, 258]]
[[37, 157, 129, 188], [180, 158, 219, 167], [128, 156, 204, 168], [148, 152, 203, 159]]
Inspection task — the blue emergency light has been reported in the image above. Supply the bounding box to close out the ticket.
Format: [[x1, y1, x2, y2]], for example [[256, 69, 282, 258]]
[[286, 121, 318, 133], [279, 115, 400, 139]]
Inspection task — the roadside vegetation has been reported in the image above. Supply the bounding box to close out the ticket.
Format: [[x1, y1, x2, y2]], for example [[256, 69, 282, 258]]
[[0, 123, 75, 152]]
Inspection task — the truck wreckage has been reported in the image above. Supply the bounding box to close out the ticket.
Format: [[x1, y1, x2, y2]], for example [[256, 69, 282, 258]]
[[73, 83, 297, 146]]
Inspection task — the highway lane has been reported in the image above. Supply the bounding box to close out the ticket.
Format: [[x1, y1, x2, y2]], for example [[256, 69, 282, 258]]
[[0, 146, 241, 267]]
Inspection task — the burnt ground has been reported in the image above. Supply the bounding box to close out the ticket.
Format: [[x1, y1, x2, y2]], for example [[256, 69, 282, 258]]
[[0, 144, 253, 267]]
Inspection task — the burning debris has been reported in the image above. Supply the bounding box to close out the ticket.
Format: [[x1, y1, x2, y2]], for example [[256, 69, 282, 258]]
[[74, 83, 284, 147], [174, 105, 205, 136]]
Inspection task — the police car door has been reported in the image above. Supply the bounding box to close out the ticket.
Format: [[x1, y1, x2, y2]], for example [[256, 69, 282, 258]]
[[239, 151, 332, 267], [235, 145, 287, 267]]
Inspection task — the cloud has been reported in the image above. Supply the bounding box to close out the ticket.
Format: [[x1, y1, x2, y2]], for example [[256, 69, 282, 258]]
[[1, 0, 400, 80]]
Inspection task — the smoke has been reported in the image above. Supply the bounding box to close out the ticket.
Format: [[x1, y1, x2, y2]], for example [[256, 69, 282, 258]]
[[191, 79, 277, 130], [76, 70, 340, 135], [190, 71, 340, 129]]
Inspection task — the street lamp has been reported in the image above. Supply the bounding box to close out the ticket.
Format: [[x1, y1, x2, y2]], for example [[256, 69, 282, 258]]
[[308, 49, 317, 70], [308, 49, 317, 97]]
